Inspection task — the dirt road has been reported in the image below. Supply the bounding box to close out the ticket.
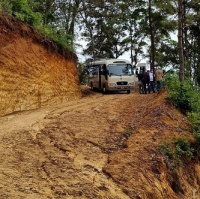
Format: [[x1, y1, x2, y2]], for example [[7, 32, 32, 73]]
[[0, 86, 193, 199]]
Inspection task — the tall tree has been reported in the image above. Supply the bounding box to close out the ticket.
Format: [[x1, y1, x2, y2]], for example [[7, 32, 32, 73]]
[[186, 0, 200, 84], [54, 0, 81, 45], [178, 0, 185, 82], [120, 0, 148, 67], [146, 0, 177, 70], [28, 0, 55, 25], [79, 0, 128, 60], [148, 0, 156, 70]]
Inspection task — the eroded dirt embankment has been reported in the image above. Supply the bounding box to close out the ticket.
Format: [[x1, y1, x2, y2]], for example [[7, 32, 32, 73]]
[[0, 14, 81, 117], [0, 87, 199, 199]]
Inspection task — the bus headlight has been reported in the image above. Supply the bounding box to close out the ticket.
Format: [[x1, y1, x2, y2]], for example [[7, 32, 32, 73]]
[[128, 82, 134, 86], [108, 83, 116, 87]]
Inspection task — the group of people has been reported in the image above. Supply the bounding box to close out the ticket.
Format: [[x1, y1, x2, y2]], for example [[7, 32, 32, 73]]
[[137, 68, 163, 94]]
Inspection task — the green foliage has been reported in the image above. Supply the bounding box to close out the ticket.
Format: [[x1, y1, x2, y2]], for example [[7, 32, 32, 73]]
[[193, 132, 200, 146], [160, 137, 194, 164], [0, 0, 73, 52], [38, 26, 73, 50], [0, 0, 12, 13], [0, 0, 42, 26], [164, 73, 200, 114], [165, 73, 200, 134], [11, 0, 42, 26], [160, 141, 174, 159], [187, 112, 200, 133], [163, 72, 200, 158], [156, 39, 179, 68], [174, 138, 194, 158], [77, 63, 88, 84], [1, 0, 199, 70]]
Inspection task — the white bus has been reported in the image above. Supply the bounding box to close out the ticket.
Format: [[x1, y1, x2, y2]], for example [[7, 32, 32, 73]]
[[87, 59, 135, 94]]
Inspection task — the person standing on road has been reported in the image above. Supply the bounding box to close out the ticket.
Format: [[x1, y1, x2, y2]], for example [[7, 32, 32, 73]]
[[155, 68, 164, 92], [149, 68, 155, 93], [142, 70, 150, 94], [137, 70, 144, 94]]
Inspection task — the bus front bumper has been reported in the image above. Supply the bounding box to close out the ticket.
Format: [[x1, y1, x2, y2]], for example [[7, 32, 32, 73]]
[[107, 85, 134, 91]]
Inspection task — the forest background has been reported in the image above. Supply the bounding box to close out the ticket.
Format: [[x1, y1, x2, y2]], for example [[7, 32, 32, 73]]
[[0, 0, 199, 84]]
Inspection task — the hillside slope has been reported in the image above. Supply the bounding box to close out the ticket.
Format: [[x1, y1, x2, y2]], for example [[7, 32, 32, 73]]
[[0, 86, 199, 199], [0, 14, 81, 117]]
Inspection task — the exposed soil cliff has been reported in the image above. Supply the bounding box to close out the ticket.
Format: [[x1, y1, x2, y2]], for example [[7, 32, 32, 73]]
[[0, 14, 81, 117]]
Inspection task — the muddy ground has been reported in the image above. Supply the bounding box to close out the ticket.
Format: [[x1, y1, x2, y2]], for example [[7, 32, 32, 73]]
[[0, 86, 197, 199]]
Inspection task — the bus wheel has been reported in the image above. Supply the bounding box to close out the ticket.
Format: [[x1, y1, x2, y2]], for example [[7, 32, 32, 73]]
[[127, 90, 130, 94]]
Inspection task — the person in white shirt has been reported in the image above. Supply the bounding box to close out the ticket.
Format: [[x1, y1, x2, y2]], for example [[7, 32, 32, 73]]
[[149, 68, 155, 93]]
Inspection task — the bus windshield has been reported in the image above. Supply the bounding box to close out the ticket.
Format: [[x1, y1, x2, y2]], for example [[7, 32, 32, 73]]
[[107, 64, 133, 76]]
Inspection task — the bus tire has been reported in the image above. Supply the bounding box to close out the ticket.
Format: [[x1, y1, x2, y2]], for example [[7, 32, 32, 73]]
[[127, 90, 130, 94]]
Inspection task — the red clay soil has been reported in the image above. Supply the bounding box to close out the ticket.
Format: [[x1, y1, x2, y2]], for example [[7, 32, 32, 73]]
[[0, 14, 81, 117], [0, 86, 199, 199]]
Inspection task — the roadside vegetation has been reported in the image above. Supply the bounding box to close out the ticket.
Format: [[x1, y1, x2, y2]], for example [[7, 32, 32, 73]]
[[158, 73, 200, 193], [160, 73, 200, 190]]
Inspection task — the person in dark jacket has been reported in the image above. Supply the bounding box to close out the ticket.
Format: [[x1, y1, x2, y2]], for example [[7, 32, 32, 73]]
[[142, 70, 150, 94], [137, 70, 144, 94]]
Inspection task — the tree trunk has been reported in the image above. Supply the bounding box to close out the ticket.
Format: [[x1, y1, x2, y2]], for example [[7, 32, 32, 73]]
[[178, 0, 184, 82], [148, 0, 155, 71]]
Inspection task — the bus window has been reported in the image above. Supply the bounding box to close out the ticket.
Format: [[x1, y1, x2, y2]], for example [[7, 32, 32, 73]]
[[108, 64, 133, 76], [88, 66, 98, 77]]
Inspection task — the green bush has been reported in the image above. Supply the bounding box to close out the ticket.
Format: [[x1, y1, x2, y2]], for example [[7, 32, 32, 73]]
[[36, 25, 73, 51], [174, 137, 194, 158], [164, 73, 200, 148], [160, 141, 174, 159], [187, 112, 200, 133], [10, 0, 42, 26], [160, 137, 194, 164], [0, 0, 12, 13], [164, 73, 200, 114]]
